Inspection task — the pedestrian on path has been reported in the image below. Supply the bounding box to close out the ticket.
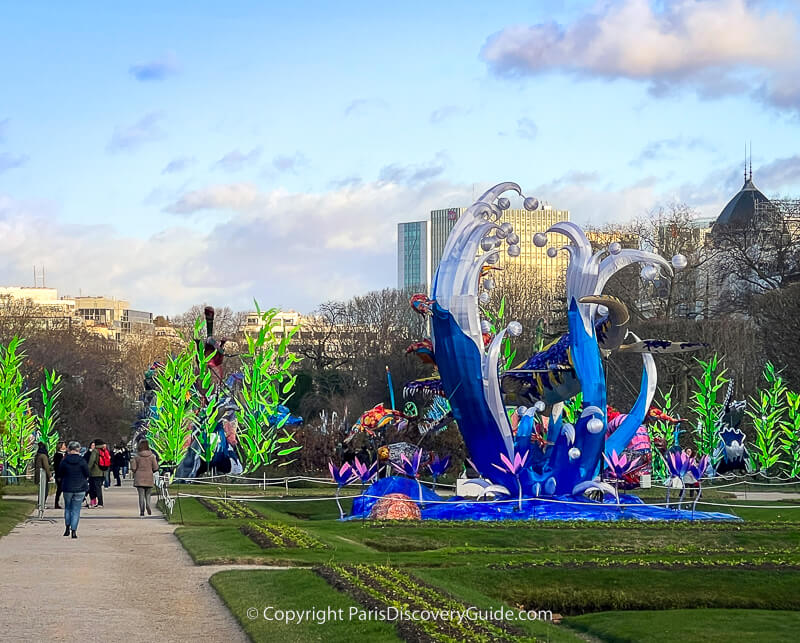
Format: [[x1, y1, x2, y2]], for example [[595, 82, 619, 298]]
[[83, 441, 94, 507], [131, 439, 159, 516], [33, 442, 52, 505], [87, 441, 105, 508], [58, 441, 89, 538], [122, 445, 130, 478], [111, 445, 125, 486], [53, 442, 67, 509], [99, 442, 112, 488]]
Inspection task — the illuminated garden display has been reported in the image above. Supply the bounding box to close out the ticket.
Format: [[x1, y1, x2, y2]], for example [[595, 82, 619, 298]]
[[341, 182, 762, 522], [134, 306, 303, 479]]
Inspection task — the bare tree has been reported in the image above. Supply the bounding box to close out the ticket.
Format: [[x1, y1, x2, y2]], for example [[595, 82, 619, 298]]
[[589, 202, 716, 322], [295, 288, 429, 418], [711, 199, 800, 314], [752, 282, 800, 388], [485, 266, 567, 357], [170, 304, 248, 341]]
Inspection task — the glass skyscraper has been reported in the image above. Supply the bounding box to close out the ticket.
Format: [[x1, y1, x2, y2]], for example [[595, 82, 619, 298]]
[[397, 220, 430, 292]]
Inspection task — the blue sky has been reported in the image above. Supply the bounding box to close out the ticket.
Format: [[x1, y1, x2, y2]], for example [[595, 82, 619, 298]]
[[2, 0, 800, 314]]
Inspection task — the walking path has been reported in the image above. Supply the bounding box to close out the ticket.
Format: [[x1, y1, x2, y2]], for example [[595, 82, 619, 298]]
[[0, 484, 249, 642], [730, 491, 800, 502]]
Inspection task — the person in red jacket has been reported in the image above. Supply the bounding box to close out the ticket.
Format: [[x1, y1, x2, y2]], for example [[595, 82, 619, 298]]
[[98, 442, 112, 488]]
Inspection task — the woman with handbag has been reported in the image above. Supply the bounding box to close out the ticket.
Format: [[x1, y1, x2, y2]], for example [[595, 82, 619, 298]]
[[131, 439, 159, 516]]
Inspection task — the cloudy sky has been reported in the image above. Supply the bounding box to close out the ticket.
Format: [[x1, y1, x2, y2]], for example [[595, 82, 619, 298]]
[[2, 0, 800, 315]]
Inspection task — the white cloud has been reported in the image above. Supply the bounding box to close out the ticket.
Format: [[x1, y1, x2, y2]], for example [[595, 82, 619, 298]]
[[0, 176, 472, 315], [129, 52, 180, 81], [107, 112, 166, 153], [482, 0, 800, 114], [213, 147, 262, 172], [9, 157, 782, 315]]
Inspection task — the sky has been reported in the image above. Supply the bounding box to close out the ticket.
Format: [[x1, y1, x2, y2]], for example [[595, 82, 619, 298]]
[[2, 0, 800, 315]]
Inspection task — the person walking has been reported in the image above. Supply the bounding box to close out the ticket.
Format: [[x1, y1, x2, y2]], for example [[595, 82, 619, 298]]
[[83, 441, 95, 507], [131, 439, 159, 516], [53, 441, 67, 509], [58, 441, 89, 538], [111, 445, 125, 486], [87, 440, 105, 508], [122, 445, 131, 478], [98, 442, 112, 488], [33, 442, 52, 506]]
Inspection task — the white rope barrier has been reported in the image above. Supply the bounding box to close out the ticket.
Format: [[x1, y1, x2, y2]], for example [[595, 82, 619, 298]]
[[175, 490, 800, 510], [169, 474, 457, 489]]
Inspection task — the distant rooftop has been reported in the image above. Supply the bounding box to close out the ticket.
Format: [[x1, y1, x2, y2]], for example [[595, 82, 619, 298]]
[[714, 175, 771, 229]]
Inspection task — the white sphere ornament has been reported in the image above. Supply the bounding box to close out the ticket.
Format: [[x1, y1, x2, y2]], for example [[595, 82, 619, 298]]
[[486, 253, 499, 265], [534, 400, 546, 412], [479, 292, 490, 305], [568, 447, 581, 461], [507, 244, 521, 257], [524, 196, 539, 211], [480, 320, 492, 334], [672, 254, 688, 270], [506, 232, 519, 245], [483, 278, 495, 290], [641, 264, 659, 280], [497, 197, 510, 210], [480, 236, 495, 251], [547, 247, 558, 258], [586, 417, 604, 434], [608, 241, 622, 255], [597, 305, 609, 317], [507, 321, 523, 337], [533, 232, 548, 247], [516, 406, 528, 416]]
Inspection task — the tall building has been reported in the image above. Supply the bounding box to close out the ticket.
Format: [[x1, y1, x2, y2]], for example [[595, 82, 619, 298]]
[[397, 220, 431, 292], [492, 206, 571, 290], [429, 208, 464, 276], [427, 205, 570, 292]]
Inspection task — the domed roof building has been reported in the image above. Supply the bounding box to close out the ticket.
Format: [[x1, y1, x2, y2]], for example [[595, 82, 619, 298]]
[[713, 174, 771, 230]]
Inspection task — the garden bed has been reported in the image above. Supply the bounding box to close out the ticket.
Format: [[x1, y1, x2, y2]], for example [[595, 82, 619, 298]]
[[317, 563, 530, 643], [239, 521, 327, 549], [196, 497, 261, 519]]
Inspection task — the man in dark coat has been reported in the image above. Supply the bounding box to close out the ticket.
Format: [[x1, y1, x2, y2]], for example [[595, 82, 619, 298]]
[[53, 441, 67, 509], [58, 441, 90, 538]]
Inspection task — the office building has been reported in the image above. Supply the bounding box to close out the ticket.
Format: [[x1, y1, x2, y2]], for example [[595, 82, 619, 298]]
[[397, 220, 431, 292], [424, 205, 570, 292], [74, 296, 153, 339]]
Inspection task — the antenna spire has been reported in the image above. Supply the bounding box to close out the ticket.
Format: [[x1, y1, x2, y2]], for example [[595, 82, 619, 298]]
[[744, 142, 747, 183], [749, 141, 752, 181]]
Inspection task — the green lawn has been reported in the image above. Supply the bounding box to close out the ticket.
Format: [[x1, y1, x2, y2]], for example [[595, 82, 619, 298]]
[[162, 490, 800, 642], [210, 569, 401, 642], [0, 480, 54, 496], [566, 609, 800, 643], [0, 497, 35, 538]]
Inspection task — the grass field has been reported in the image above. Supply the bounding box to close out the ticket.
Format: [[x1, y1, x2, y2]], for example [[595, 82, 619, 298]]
[[160, 480, 800, 642], [0, 497, 35, 538]]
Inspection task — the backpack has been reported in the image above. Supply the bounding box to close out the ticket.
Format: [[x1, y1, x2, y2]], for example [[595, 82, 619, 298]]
[[98, 448, 111, 470]]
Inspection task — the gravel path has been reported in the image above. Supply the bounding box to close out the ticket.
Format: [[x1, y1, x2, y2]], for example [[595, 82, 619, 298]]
[[0, 484, 249, 642], [730, 491, 800, 502]]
